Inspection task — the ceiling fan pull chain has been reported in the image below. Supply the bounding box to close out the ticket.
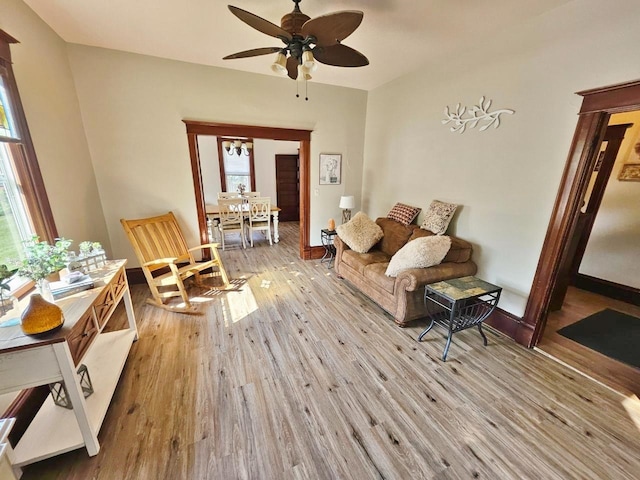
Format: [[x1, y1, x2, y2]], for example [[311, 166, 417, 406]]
[[296, 80, 300, 98], [305, 79, 309, 101]]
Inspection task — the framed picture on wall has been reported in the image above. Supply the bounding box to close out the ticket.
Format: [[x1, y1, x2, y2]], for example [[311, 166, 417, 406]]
[[618, 163, 640, 181], [319, 154, 342, 185]]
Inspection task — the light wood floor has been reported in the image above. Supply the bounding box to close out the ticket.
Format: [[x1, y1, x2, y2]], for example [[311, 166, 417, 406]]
[[22, 223, 640, 479], [537, 286, 640, 396]]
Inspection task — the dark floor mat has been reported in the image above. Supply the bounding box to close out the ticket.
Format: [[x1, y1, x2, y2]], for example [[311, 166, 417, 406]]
[[557, 308, 640, 369]]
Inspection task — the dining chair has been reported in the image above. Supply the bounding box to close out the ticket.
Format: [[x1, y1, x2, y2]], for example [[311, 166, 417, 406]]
[[217, 198, 246, 250], [245, 196, 273, 247], [244, 191, 261, 198], [218, 192, 241, 199]]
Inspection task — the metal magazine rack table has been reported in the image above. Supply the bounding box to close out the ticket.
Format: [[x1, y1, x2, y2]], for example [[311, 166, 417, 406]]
[[418, 276, 501, 361], [320, 229, 337, 268]]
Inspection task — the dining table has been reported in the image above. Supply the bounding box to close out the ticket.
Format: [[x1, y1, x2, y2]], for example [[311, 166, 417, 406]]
[[206, 203, 281, 243]]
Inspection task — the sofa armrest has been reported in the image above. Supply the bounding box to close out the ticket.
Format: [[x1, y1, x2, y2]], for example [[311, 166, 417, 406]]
[[334, 235, 349, 274]]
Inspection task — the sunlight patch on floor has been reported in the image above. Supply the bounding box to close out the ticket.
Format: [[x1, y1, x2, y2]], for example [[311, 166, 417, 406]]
[[260, 280, 271, 289], [221, 283, 258, 326], [622, 395, 640, 432]]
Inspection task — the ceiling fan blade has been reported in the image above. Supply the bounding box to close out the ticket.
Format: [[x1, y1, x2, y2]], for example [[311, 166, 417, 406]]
[[301, 11, 363, 47], [313, 44, 369, 67], [223, 47, 282, 60], [286, 56, 298, 80], [228, 5, 293, 41]]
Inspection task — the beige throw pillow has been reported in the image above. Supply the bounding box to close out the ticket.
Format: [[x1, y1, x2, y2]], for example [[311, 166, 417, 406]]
[[336, 212, 384, 253], [421, 200, 458, 235], [385, 236, 451, 277]]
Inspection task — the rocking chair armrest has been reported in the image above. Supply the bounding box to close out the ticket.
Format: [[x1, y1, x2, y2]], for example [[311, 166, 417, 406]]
[[143, 257, 179, 267], [188, 243, 221, 253]]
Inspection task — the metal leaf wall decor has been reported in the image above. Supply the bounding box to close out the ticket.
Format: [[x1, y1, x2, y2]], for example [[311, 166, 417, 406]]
[[442, 96, 514, 133]]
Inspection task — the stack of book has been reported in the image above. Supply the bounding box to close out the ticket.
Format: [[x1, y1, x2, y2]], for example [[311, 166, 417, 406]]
[[49, 275, 95, 300]]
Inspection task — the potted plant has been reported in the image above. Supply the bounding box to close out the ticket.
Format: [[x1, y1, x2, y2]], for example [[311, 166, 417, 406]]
[[17, 236, 72, 300], [0, 264, 18, 316]]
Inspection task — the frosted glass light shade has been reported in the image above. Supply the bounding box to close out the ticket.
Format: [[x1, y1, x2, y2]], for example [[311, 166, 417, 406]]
[[297, 64, 311, 81], [339, 195, 355, 209], [222, 140, 231, 152], [271, 52, 288, 75], [302, 50, 317, 72]]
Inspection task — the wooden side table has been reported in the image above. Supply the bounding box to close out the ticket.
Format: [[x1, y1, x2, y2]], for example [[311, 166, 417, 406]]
[[320, 229, 337, 268], [418, 276, 501, 361]]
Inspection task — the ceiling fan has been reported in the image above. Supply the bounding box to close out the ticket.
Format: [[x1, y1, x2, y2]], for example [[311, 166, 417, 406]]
[[223, 0, 369, 83]]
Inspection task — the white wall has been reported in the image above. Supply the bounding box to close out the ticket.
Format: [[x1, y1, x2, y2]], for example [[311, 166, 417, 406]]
[[200, 136, 299, 207], [363, 0, 640, 316], [579, 111, 640, 288], [253, 138, 299, 202], [66, 45, 367, 266], [0, 0, 109, 252]]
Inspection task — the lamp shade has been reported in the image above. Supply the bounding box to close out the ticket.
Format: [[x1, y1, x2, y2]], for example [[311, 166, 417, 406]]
[[271, 52, 288, 76], [339, 195, 355, 209]]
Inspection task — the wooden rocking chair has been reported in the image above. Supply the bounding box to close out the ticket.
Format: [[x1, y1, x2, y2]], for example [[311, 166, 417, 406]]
[[121, 211, 230, 312]]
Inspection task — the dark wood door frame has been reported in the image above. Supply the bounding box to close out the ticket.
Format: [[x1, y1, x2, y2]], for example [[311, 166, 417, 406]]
[[548, 123, 632, 311], [521, 79, 640, 347], [183, 120, 313, 259]]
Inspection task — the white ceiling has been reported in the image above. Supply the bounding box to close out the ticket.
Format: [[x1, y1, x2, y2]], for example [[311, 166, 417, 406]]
[[23, 0, 572, 91]]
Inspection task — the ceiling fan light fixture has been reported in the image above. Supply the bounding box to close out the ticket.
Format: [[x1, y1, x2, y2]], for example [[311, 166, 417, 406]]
[[297, 64, 311, 81], [302, 50, 317, 72], [271, 51, 288, 76]]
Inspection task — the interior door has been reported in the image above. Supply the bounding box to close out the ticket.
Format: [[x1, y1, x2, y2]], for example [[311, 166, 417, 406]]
[[275, 154, 300, 222]]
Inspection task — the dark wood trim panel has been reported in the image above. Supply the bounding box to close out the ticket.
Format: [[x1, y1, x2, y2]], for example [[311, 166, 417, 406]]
[[578, 80, 640, 114], [0, 29, 18, 63], [184, 121, 311, 142], [525, 78, 640, 348], [299, 139, 311, 259], [186, 132, 209, 248], [0, 37, 58, 241], [5, 386, 50, 446], [523, 113, 606, 347], [573, 274, 640, 307], [183, 121, 312, 260], [485, 307, 529, 340], [307, 246, 325, 260]]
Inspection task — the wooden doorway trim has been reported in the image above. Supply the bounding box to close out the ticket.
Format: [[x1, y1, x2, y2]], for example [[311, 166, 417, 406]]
[[521, 79, 640, 347], [183, 120, 312, 259]]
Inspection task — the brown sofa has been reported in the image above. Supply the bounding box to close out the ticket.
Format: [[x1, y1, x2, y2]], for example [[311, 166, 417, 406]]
[[334, 217, 477, 326]]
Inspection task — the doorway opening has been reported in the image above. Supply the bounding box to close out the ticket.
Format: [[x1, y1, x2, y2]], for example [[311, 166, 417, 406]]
[[522, 80, 640, 395], [183, 120, 313, 259]]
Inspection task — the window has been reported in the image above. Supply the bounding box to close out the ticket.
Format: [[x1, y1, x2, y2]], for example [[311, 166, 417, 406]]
[[217, 137, 256, 192], [0, 30, 57, 292]]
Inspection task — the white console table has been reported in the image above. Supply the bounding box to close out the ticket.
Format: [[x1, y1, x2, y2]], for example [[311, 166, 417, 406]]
[[0, 260, 137, 468]]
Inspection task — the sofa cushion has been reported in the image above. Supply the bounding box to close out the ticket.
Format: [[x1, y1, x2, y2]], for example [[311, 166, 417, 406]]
[[387, 203, 421, 226], [364, 263, 395, 294], [375, 218, 414, 257], [342, 249, 391, 275], [385, 236, 452, 277], [409, 228, 472, 263], [337, 212, 384, 253], [421, 200, 458, 235]]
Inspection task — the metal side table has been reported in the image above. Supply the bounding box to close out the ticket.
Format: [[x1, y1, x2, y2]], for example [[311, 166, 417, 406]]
[[418, 276, 501, 361], [320, 229, 337, 268]]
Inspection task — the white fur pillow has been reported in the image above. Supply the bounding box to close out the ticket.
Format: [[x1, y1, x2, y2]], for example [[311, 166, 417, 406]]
[[385, 236, 452, 277], [336, 212, 384, 253]]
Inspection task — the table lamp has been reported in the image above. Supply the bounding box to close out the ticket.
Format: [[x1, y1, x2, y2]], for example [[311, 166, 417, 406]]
[[339, 195, 355, 224]]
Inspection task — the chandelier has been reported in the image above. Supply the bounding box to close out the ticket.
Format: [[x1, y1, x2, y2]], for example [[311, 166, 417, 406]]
[[222, 139, 253, 156]]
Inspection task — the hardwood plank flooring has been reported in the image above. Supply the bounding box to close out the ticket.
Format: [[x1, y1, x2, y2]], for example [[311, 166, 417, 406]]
[[538, 286, 640, 396], [21, 223, 640, 479]]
